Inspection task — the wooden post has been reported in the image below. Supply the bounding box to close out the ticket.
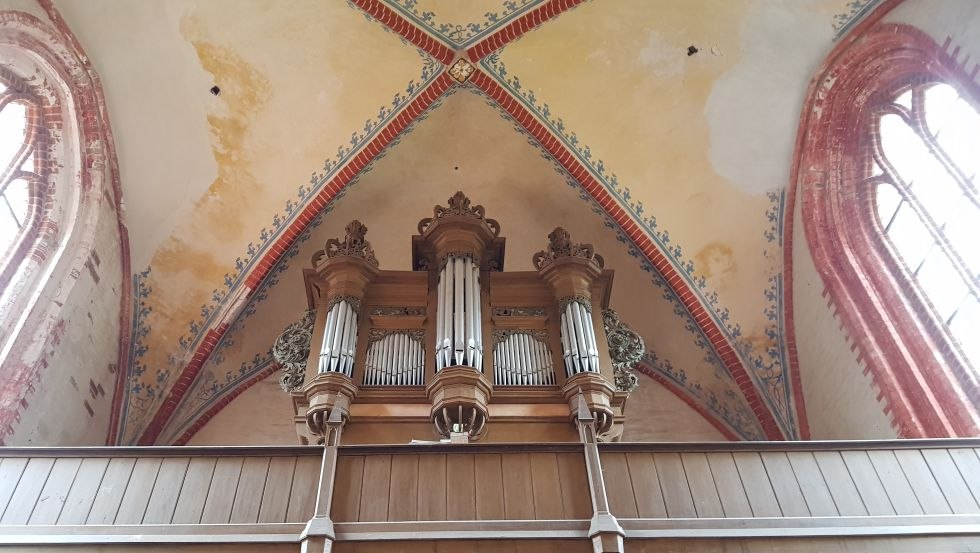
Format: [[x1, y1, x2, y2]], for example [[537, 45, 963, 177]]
[[575, 392, 625, 553], [299, 405, 345, 553]]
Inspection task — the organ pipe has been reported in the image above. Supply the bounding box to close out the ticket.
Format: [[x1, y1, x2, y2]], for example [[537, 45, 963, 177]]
[[493, 331, 556, 386], [363, 331, 425, 386], [560, 300, 599, 376], [435, 254, 483, 371], [318, 298, 359, 377]]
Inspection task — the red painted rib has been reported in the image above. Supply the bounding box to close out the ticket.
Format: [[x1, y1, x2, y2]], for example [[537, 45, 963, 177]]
[[136, 73, 455, 445], [349, 0, 455, 65], [469, 68, 785, 440], [466, 0, 585, 62]]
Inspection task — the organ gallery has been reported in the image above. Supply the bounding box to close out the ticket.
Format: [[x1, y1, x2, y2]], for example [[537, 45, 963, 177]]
[[275, 191, 644, 445]]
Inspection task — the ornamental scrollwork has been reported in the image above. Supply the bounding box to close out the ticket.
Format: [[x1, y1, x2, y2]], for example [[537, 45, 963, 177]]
[[557, 294, 593, 314], [272, 310, 315, 392], [370, 306, 426, 317], [491, 329, 549, 347], [602, 309, 644, 393], [311, 219, 379, 267], [368, 328, 425, 344], [492, 307, 547, 317], [417, 191, 501, 236], [327, 294, 362, 314], [532, 227, 605, 271]]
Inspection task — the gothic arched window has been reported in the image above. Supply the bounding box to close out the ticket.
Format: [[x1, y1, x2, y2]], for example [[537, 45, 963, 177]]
[[871, 82, 979, 376], [797, 23, 980, 438], [0, 71, 44, 290]]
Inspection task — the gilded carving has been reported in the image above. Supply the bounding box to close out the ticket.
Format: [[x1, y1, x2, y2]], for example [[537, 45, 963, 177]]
[[417, 191, 501, 236], [327, 294, 362, 314], [491, 328, 548, 347], [370, 306, 426, 317], [368, 328, 425, 344], [557, 294, 593, 314], [532, 227, 605, 271], [272, 310, 315, 392], [492, 307, 547, 317], [602, 309, 644, 392], [312, 219, 379, 267]]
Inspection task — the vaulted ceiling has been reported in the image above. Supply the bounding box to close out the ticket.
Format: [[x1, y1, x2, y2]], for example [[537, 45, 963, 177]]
[[52, 0, 881, 444]]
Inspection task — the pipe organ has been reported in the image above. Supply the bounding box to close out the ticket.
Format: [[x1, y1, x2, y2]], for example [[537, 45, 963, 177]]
[[282, 192, 638, 445]]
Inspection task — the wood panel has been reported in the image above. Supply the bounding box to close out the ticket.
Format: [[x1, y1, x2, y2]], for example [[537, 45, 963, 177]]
[[921, 449, 980, 514], [529, 453, 563, 520], [679, 453, 723, 518], [171, 457, 216, 524], [0, 458, 28, 520], [57, 458, 109, 524], [333, 455, 365, 522], [654, 453, 696, 518], [705, 453, 751, 518], [786, 452, 838, 517], [286, 455, 321, 522], [840, 451, 895, 516], [948, 448, 980, 509], [866, 450, 922, 516], [731, 452, 780, 517], [200, 457, 244, 524], [474, 454, 504, 520], [231, 457, 271, 523], [556, 452, 591, 519], [759, 452, 808, 517], [358, 455, 391, 522], [447, 454, 476, 521], [114, 457, 162, 524], [416, 454, 447, 521], [388, 454, 419, 521], [501, 453, 534, 520], [1, 457, 54, 524], [893, 449, 952, 514], [623, 453, 665, 518], [27, 458, 80, 524], [142, 457, 190, 524], [258, 456, 297, 523], [85, 457, 136, 524], [813, 451, 867, 516], [600, 452, 637, 518]]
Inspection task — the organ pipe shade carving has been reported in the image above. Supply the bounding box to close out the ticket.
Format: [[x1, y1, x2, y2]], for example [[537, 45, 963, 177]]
[[560, 298, 600, 376], [318, 298, 359, 376], [272, 310, 315, 392], [363, 330, 425, 386], [602, 308, 644, 392], [435, 254, 483, 371], [493, 330, 556, 386]]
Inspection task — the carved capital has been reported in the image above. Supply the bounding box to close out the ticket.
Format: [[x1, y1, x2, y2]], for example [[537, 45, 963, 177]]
[[602, 309, 644, 393], [272, 310, 316, 392], [417, 191, 501, 237], [312, 219, 379, 267], [533, 227, 604, 271]]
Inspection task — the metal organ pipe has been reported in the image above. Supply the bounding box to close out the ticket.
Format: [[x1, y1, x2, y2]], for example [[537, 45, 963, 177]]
[[560, 300, 600, 376], [363, 332, 425, 386], [435, 255, 483, 371], [492, 332, 556, 386], [317, 299, 358, 377]]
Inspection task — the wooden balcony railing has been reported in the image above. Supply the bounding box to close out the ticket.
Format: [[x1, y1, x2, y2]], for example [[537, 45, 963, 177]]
[[0, 440, 977, 551]]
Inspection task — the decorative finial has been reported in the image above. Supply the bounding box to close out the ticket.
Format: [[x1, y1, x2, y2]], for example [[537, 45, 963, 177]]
[[417, 191, 500, 236], [532, 227, 604, 271], [311, 219, 379, 267]]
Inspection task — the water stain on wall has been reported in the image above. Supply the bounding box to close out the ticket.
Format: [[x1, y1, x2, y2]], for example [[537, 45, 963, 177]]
[[694, 241, 736, 280]]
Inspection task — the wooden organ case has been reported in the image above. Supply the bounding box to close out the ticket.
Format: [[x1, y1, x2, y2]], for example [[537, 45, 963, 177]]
[[282, 192, 638, 445]]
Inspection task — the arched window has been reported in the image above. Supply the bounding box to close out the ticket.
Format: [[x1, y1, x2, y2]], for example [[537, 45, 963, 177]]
[[871, 82, 979, 374], [796, 23, 980, 438], [0, 70, 44, 290]]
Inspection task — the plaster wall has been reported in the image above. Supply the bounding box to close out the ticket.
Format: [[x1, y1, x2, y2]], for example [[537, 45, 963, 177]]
[[792, 194, 896, 440], [621, 381, 727, 442], [186, 372, 294, 445]]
